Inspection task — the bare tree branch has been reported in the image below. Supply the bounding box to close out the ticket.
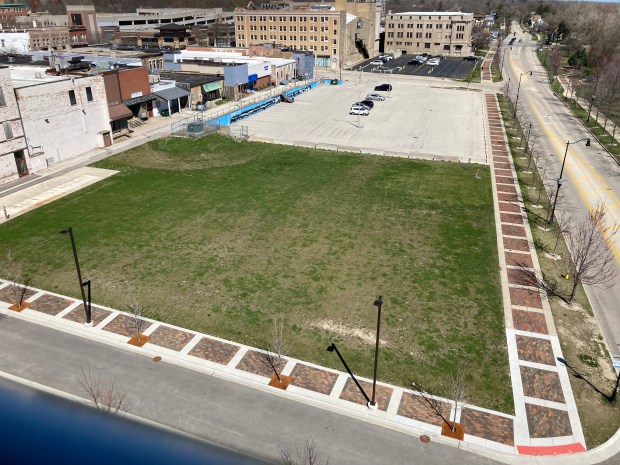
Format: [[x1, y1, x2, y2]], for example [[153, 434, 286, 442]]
[[259, 315, 286, 383], [77, 365, 128, 415]]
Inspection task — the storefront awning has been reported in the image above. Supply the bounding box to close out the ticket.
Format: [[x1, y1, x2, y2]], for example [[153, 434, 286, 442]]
[[153, 86, 190, 101], [123, 94, 157, 106], [202, 81, 221, 93], [108, 103, 133, 121]]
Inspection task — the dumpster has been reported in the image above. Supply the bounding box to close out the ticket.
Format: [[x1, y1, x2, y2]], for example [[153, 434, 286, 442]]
[[160, 110, 169, 117]]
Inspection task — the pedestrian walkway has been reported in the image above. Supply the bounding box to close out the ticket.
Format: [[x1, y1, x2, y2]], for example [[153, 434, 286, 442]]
[[484, 92, 585, 454], [482, 47, 497, 82]]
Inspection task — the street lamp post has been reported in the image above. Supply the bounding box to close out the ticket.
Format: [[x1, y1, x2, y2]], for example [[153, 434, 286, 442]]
[[369, 295, 383, 410], [513, 70, 532, 118], [524, 123, 533, 154], [60, 227, 92, 326], [546, 138, 591, 225], [586, 96, 596, 123]]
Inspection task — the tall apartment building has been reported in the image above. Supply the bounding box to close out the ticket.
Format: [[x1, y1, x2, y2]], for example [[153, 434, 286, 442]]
[[234, 0, 380, 67], [384, 11, 473, 57]]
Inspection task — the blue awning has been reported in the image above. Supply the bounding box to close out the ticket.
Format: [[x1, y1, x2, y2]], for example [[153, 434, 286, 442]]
[[248, 73, 258, 83]]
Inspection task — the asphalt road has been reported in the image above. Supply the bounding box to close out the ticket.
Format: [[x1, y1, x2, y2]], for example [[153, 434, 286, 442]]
[[504, 27, 620, 361], [0, 316, 509, 465]]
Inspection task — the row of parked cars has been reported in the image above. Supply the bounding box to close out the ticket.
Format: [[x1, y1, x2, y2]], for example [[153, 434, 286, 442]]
[[369, 55, 394, 66], [407, 54, 443, 66], [349, 88, 390, 115]]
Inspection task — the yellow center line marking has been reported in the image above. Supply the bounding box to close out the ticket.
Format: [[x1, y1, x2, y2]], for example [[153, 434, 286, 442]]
[[507, 57, 620, 262]]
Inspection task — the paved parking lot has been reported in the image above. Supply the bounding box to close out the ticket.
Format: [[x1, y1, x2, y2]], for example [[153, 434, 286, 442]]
[[352, 54, 479, 79], [234, 74, 488, 164]]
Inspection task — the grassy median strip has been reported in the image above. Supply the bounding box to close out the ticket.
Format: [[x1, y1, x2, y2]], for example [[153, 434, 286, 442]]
[[0, 135, 511, 412], [498, 94, 620, 447]]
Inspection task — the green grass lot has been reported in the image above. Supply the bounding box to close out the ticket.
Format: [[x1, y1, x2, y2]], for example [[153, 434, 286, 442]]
[[0, 135, 511, 412]]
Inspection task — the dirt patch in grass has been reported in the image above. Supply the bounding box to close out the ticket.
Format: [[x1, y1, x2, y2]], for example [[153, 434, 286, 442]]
[[0, 134, 510, 412]]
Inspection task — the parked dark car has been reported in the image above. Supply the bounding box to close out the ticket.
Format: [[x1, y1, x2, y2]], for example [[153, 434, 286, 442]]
[[353, 101, 373, 109], [374, 84, 392, 91], [408, 59, 423, 65], [463, 56, 478, 61], [360, 100, 374, 108]]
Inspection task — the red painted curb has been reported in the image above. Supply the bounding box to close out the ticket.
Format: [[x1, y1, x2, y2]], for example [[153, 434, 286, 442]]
[[517, 443, 586, 455]]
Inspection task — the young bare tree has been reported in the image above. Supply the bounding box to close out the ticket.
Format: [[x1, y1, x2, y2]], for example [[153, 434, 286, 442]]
[[565, 205, 618, 302], [259, 315, 286, 384], [413, 363, 468, 434], [281, 440, 329, 465], [516, 205, 617, 304], [125, 278, 148, 343], [2, 249, 32, 307], [77, 365, 128, 415]]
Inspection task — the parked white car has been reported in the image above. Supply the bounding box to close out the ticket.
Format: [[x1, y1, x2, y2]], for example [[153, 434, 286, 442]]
[[369, 60, 383, 66], [427, 58, 440, 66], [350, 105, 370, 115]]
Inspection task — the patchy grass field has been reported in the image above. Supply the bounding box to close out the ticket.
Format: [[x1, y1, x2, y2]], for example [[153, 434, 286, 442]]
[[0, 135, 511, 412]]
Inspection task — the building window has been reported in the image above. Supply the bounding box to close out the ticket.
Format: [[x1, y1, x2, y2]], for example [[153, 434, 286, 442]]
[[85, 87, 93, 101], [68, 90, 76, 105], [424, 42, 430, 48], [70, 13, 83, 26], [3, 121, 12, 140]]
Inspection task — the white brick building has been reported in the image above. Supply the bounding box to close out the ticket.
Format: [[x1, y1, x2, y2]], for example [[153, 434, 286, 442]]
[[0, 66, 28, 185], [14, 74, 110, 175]]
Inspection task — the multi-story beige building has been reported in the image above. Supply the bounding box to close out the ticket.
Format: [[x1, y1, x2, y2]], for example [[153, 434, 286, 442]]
[[384, 11, 473, 57], [234, 1, 380, 67]]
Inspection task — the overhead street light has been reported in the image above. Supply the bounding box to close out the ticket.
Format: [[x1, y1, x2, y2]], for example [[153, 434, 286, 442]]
[[60, 227, 92, 326], [513, 70, 532, 118], [546, 138, 591, 225]]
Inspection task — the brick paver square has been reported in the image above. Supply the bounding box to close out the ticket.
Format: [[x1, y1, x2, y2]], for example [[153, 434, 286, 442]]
[[512, 309, 548, 334], [516, 335, 555, 366], [495, 162, 512, 170], [521, 366, 565, 403], [397, 391, 449, 426], [101, 313, 152, 338], [507, 268, 537, 287], [495, 176, 514, 184], [509, 287, 542, 308], [236, 349, 278, 378], [27, 293, 73, 316], [500, 212, 524, 225], [505, 252, 533, 268], [498, 192, 519, 202], [503, 237, 530, 252], [63, 304, 112, 327], [498, 202, 522, 213], [497, 184, 517, 194], [289, 363, 339, 395], [339, 377, 392, 411], [495, 168, 513, 176], [502, 224, 526, 237], [149, 325, 195, 352], [189, 337, 240, 365], [460, 408, 514, 446], [526, 403, 572, 438], [0, 285, 37, 305]]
